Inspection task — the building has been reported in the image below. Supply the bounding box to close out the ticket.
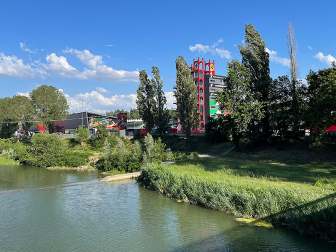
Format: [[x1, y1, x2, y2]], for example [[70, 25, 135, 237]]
[[176, 58, 226, 133], [53, 112, 117, 134]]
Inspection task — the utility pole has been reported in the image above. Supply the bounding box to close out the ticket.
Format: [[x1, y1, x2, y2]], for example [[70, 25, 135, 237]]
[[81, 100, 84, 127]]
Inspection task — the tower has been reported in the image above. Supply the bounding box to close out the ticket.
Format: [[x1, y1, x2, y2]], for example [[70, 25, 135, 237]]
[[189, 58, 215, 133], [175, 58, 222, 134]]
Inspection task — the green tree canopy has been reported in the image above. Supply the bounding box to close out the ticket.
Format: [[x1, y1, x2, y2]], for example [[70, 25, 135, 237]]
[[76, 126, 89, 145], [30, 85, 69, 134], [239, 24, 272, 140], [151, 66, 169, 135], [217, 59, 263, 150], [174, 56, 198, 143], [0, 97, 18, 138], [306, 63, 336, 149], [136, 70, 156, 134], [11, 95, 36, 136]]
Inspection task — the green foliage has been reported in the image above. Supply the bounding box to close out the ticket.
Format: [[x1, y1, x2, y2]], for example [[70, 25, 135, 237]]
[[174, 56, 198, 143], [138, 162, 336, 242], [30, 85, 69, 134], [14, 134, 88, 167], [76, 126, 89, 145], [306, 64, 336, 149], [239, 24, 272, 140], [137, 70, 156, 134], [11, 95, 36, 136], [217, 59, 263, 150], [143, 134, 170, 164], [99, 134, 175, 172], [106, 108, 141, 119], [152, 66, 169, 135], [97, 123, 109, 140], [0, 97, 19, 138]]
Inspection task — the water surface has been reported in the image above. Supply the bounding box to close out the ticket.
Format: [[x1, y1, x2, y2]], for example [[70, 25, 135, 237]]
[[0, 165, 334, 251]]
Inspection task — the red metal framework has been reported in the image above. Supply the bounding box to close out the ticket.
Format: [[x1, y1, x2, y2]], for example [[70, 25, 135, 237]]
[[177, 58, 216, 134]]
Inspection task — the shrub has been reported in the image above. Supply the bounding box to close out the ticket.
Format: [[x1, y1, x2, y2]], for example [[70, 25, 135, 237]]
[[14, 134, 88, 167]]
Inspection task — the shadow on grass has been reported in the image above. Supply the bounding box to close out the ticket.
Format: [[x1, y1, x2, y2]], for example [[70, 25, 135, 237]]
[[179, 156, 336, 186], [253, 192, 336, 242]]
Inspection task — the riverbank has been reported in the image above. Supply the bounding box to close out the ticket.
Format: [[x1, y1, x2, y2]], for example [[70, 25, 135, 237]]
[[100, 172, 141, 182], [137, 153, 336, 242], [0, 156, 19, 165]]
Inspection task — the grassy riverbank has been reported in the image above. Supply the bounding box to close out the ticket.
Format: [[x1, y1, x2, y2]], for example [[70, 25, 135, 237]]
[[0, 156, 19, 165], [138, 151, 336, 242]]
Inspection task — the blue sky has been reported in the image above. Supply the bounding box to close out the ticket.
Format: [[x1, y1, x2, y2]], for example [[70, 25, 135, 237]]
[[0, 0, 335, 113]]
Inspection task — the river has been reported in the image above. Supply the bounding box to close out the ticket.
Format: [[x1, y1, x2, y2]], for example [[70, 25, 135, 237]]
[[0, 165, 334, 251]]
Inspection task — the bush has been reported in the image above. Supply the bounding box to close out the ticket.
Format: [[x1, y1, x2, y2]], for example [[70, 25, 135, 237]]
[[14, 134, 88, 167], [99, 134, 175, 172]]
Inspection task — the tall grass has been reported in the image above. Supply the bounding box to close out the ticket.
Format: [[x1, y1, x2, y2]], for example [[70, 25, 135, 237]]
[[138, 162, 336, 242]]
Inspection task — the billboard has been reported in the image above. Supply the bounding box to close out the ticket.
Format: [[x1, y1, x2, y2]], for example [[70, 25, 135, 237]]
[[117, 113, 127, 130], [89, 117, 117, 130]]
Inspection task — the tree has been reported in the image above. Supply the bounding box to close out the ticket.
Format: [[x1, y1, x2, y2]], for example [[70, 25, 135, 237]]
[[97, 123, 109, 140], [30, 85, 69, 134], [306, 63, 336, 149], [76, 126, 89, 145], [217, 59, 263, 150], [270, 76, 292, 140], [287, 22, 301, 137], [106, 109, 128, 117], [174, 56, 198, 143], [136, 70, 156, 134], [129, 108, 141, 119], [11, 95, 36, 136], [239, 24, 272, 140], [151, 66, 169, 135], [0, 97, 18, 138]]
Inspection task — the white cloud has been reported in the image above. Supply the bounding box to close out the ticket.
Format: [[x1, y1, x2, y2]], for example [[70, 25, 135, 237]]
[[165, 91, 176, 109], [0, 53, 46, 79], [20, 43, 37, 54], [16, 92, 30, 97], [308, 46, 312, 50], [266, 48, 290, 67], [313, 52, 336, 66], [96, 87, 110, 93], [65, 90, 176, 114], [189, 39, 231, 59], [0, 48, 139, 83], [65, 91, 137, 113], [63, 48, 139, 82], [44, 53, 80, 78], [106, 45, 114, 47]]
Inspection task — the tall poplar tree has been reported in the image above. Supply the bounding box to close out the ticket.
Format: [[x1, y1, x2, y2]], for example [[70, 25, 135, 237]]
[[217, 59, 263, 149], [239, 24, 272, 140], [287, 22, 301, 137], [136, 70, 156, 134], [174, 56, 198, 143], [151, 66, 168, 135]]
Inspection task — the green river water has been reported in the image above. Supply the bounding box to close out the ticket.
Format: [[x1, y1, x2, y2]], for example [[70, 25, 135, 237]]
[[0, 165, 334, 252]]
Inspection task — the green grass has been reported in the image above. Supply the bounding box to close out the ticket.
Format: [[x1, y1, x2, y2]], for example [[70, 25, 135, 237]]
[[138, 154, 336, 242], [0, 156, 19, 165], [177, 156, 336, 189]]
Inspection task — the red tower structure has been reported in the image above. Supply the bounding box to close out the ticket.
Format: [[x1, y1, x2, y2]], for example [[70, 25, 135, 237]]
[[191, 58, 215, 132], [176, 58, 216, 133]]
